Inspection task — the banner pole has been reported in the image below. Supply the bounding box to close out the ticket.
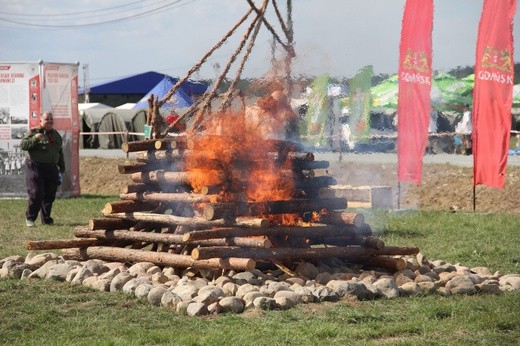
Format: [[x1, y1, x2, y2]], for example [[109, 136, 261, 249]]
[[472, 185, 476, 212], [397, 181, 401, 210]]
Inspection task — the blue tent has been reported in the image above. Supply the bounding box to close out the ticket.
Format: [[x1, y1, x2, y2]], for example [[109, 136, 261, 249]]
[[133, 76, 194, 109], [79, 71, 208, 96]]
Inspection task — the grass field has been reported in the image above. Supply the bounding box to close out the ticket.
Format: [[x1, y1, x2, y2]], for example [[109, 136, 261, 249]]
[[0, 196, 519, 345]]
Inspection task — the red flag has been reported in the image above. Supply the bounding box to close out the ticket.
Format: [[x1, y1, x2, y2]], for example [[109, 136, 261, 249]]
[[397, 0, 434, 184], [473, 0, 517, 189]]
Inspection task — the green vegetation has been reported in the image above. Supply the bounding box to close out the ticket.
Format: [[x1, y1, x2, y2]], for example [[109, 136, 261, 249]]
[[0, 197, 519, 345]]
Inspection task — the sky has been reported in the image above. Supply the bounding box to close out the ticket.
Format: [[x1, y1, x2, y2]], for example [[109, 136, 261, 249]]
[[1, 0, 520, 87]]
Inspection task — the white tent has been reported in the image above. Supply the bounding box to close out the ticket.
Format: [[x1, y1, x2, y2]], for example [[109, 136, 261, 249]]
[[80, 109, 128, 149], [78, 103, 111, 111]]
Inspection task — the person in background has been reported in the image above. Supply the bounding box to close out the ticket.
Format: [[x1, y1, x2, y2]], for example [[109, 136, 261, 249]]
[[455, 104, 472, 155], [20, 112, 65, 227]]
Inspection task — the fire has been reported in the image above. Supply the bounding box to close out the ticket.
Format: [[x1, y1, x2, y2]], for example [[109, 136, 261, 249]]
[[185, 91, 299, 223]]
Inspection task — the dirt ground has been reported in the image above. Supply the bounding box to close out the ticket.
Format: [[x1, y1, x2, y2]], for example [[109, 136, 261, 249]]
[[79, 156, 520, 213]]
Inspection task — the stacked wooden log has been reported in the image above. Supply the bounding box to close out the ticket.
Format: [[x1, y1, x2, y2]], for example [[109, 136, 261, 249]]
[[26, 136, 419, 273]]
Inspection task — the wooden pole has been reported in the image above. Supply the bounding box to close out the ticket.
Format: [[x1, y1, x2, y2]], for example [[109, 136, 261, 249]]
[[25, 238, 107, 250], [62, 246, 256, 271], [105, 212, 268, 229]]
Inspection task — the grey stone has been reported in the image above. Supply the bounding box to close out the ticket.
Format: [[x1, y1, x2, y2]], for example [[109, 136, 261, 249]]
[[90, 278, 111, 292], [446, 276, 476, 294], [65, 268, 79, 283], [151, 272, 169, 285], [373, 277, 400, 299], [267, 281, 291, 293], [128, 262, 156, 276], [122, 277, 150, 294], [274, 290, 302, 305], [134, 283, 153, 302], [98, 267, 122, 281], [242, 291, 266, 307], [27, 259, 60, 279], [20, 268, 32, 280], [290, 285, 315, 303], [253, 296, 277, 310], [399, 282, 421, 296], [195, 286, 223, 305], [417, 281, 436, 294], [171, 283, 199, 301], [295, 262, 319, 280], [26, 253, 59, 267], [285, 277, 306, 286], [161, 291, 182, 308], [214, 275, 231, 287], [471, 266, 492, 276], [432, 264, 456, 274], [176, 301, 190, 315], [46, 263, 76, 281], [310, 285, 339, 302], [315, 272, 332, 285], [71, 267, 94, 286], [476, 283, 501, 294], [187, 302, 209, 317], [148, 286, 168, 306], [83, 259, 110, 276], [235, 283, 259, 299], [222, 282, 239, 296], [110, 271, 134, 292], [146, 265, 162, 275], [499, 274, 520, 291], [218, 297, 244, 314], [232, 271, 262, 285]]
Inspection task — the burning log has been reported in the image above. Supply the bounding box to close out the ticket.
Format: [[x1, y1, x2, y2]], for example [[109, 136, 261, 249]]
[[131, 170, 225, 186], [101, 200, 159, 215], [121, 139, 162, 153], [182, 224, 367, 242], [136, 149, 186, 163], [25, 238, 108, 250], [73, 228, 272, 248], [119, 192, 218, 204], [202, 197, 347, 220], [154, 136, 189, 150], [122, 183, 188, 194], [62, 247, 256, 271], [105, 212, 269, 229], [301, 211, 365, 227]]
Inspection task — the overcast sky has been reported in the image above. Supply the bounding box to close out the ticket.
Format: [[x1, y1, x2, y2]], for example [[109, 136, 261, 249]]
[[1, 0, 519, 86]]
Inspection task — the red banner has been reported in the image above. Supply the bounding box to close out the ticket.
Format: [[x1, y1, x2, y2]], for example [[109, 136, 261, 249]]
[[473, 0, 517, 189], [397, 0, 434, 184]]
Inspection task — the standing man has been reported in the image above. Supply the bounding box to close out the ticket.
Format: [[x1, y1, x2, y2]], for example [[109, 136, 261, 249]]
[[455, 104, 473, 155], [20, 112, 65, 227]]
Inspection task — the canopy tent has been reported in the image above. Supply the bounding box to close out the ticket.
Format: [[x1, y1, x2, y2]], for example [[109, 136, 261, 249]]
[[371, 73, 474, 113], [431, 72, 474, 111], [370, 74, 399, 114], [79, 71, 208, 103], [78, 102, 111, 111], [118, 109, 147, 142], [80, 109, 129, 149], [133, 76, 195, 110]]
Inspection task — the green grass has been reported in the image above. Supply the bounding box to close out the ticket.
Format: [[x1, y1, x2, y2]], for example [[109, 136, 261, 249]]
[[0, 197, 519, 345]]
